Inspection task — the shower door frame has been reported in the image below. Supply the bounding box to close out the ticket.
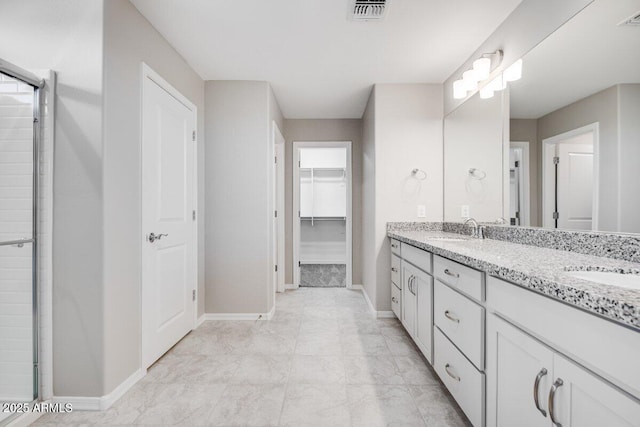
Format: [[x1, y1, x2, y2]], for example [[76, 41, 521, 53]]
[[292, 141, 353, 289], [0, 59, 44, 417]]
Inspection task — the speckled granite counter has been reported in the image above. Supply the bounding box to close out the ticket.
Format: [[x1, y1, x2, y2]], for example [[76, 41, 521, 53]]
[[388, 229, 640, 331]]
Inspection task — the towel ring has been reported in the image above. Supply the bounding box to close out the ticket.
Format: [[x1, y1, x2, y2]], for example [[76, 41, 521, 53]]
[[468, 168, 487, 180], [411, 168, 427, 181]]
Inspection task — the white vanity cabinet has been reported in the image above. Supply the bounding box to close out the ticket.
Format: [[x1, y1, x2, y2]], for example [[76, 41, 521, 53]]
[[486, 276, 640, 427]]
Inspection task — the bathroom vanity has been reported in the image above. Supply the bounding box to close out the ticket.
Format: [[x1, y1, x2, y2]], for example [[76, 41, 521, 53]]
[[388, 225, 640, 427]]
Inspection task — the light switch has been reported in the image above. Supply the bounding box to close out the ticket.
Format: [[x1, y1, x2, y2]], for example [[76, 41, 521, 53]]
[[417, 205, 426, 218], [461, 205, 470, 218]]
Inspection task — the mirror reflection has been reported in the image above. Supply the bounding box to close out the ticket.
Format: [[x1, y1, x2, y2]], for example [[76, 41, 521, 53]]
[[509, 0, 640, 233]]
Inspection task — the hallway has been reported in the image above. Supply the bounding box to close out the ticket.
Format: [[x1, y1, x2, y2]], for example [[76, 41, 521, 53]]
[[35, 288, 469, 426]]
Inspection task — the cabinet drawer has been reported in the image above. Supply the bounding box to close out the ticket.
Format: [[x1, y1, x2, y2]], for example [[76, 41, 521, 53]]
[[391, 283, 401, 319], [434, 255, 484, 302], [434, 328, 485, 427], [391, 254, 401, 287], [434, 281, 485, 370], [401, 243, 432, 274], [390, 238, 401, 256]]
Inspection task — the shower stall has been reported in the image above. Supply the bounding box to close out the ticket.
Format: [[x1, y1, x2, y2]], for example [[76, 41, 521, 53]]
[[0, 60, 43, 425]]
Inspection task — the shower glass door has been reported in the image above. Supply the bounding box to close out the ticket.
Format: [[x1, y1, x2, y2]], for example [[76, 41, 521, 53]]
[[0, 71, 37, 422]]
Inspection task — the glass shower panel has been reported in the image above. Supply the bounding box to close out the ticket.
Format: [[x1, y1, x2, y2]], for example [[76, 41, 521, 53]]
[[0, 72, 36, 420]]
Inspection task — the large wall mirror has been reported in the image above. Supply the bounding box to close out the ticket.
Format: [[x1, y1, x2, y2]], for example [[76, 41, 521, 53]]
[[509, 0, 640, 233]]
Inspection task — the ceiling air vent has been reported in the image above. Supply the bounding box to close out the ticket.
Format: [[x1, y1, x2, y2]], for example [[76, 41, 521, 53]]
[[350, 0, 388, 21], [619, 11, 640, 26]]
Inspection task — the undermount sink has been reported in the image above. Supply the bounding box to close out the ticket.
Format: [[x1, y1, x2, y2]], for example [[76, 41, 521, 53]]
[[564, 270, 640, 290]]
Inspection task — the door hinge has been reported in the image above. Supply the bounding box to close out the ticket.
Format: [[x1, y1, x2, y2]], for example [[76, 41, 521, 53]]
[[275, 265, 278, 272], [298, 210, 301, 218], [192, 210, 196, 221], [553, 156, 559, 165], [274, 156, 277, 164], [298, 261, 301, 267], [298, 160, 301, 167], [192, 131, 196, 142], [514, 160, 519, 168], [552, 211, 559, 220], [274, 210, 277, 218], [192, 289, 196, 301]]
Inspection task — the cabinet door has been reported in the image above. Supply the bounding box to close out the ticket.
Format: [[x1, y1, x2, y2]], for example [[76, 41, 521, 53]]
[[486, 315, 554, 427], [414, 269, 433, 363], [551, 355, 640, 427], [401, 261, 417, 338]]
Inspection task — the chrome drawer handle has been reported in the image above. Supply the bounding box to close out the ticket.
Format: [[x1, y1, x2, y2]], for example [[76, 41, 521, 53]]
[[548, 378, 563, 427], [391, 267, 398, 273], [392, 297, 398, 303], [444, 363, 460, 382], [533, 368, 548, 417], [444, 310, 460, 323], [391, 243, 398, 248], [444, 268, 459, 278]]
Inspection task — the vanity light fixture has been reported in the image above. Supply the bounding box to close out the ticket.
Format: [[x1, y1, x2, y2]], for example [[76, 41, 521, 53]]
[[503, 58, 523, 82], [453, 50, 503, 100]]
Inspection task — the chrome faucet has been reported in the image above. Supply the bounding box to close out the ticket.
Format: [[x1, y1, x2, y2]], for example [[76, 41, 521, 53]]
[[464, 217, 485, 239]]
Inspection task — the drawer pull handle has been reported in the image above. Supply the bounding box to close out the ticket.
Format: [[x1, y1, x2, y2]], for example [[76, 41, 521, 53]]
[[391, 267, 398, 273], [444, 363, 460, 382], [548, 378, 563, 427], [533, 368, 548, 418], [392, 296, 398, 303], [391, 244, 398, 248], [409, 276, 417, 295], [444, 310, 460, 323], [444, 268, 459, 278]]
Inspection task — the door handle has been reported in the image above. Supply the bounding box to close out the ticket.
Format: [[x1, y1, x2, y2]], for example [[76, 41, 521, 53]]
[[533, 368, 548, 417], [444, 310, 460, 323], [548, 378, 563, 427], [444, 268, 459, 278], [148, 233, 168, 243], [444, 363, 460, 382]]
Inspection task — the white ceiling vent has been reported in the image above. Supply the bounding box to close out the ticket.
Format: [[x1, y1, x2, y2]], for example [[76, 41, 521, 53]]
[[619, 11, 640, 26], [350, 0, 389, 21]]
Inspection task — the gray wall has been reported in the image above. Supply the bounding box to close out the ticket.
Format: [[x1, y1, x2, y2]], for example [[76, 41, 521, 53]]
[[618, 84, 640, 233], [205, 81, 282, 314], [0, 0, 106, 397], [361, 84, 444, 311], [282, 119, 363, 285], [537, 86, 618, 231], [510, 119, 539, 226], [102, 0, 205, 393]]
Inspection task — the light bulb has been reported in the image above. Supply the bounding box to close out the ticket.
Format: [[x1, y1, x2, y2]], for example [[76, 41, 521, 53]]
[[504, 59, 522, 82], [479, 85, 494, 99], [488, 74, 506, 92], [453, 79, 466, 99], [472, 57, 491, 81], [462, 70, 478, 91]]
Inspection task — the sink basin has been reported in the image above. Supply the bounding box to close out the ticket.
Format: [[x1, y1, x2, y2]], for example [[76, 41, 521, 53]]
[[564, 271, 640, 290]]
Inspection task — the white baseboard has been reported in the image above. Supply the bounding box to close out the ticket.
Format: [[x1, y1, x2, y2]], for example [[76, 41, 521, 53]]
[[284, 284, 297, 290], [351, 284, 363, 290], [200, 305, 275, 322], [52, 368, 145, 411], [357, 286, 396, 319], [196, 314, 206, 328]]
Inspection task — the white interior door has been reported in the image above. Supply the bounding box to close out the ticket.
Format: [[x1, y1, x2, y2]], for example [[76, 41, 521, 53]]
[[142, 67, 196, 369], [273, 123, 285, 293], [557, 139, 593, 230]]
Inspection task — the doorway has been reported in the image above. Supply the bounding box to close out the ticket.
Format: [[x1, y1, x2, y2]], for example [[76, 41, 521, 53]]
[[542, 124, 599, 230], [141, 64, 197, 369], [292, 142, 352, 289], [509, 141, 530, 226], [272, 122, 285, 294]]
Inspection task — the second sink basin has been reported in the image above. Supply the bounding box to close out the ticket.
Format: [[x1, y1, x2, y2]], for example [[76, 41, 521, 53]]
[[564, 270, 640, 290]]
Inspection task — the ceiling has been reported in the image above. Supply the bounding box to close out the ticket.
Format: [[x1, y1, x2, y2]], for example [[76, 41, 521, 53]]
[[510, 0, 640, 119], [130, 0, 522, 119]]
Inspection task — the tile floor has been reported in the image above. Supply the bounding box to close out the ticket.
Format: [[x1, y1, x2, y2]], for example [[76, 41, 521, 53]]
[[34, 288, 470, 426]]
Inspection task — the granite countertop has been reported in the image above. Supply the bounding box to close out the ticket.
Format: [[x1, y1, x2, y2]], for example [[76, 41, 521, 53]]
[[388, 229, 640, 331]]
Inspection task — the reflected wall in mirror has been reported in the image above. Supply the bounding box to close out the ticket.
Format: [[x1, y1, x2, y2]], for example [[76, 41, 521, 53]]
[[444, 91, 507, 222], [509, 0, 640, 233]]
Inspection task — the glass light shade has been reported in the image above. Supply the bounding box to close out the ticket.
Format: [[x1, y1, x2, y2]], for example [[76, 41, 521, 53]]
[[453, 79, 466, 99], [462, 70, 478, 91], [504, 59, 522, 82], [479, 85, 494, 99], [472, 57, 491, 81], [488, 74, 506, 91]]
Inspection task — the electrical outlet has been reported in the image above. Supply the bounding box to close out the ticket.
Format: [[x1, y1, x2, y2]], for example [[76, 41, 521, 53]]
[[461, 205, 470, 218], [417, 205, 426, 218]]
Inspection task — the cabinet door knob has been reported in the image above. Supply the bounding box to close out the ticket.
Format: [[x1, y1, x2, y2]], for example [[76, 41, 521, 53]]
[[548, 378, 563, 427], [533, 368, 548, 417], [444, 363, 460, 382], [444, 310, 460, 323]]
